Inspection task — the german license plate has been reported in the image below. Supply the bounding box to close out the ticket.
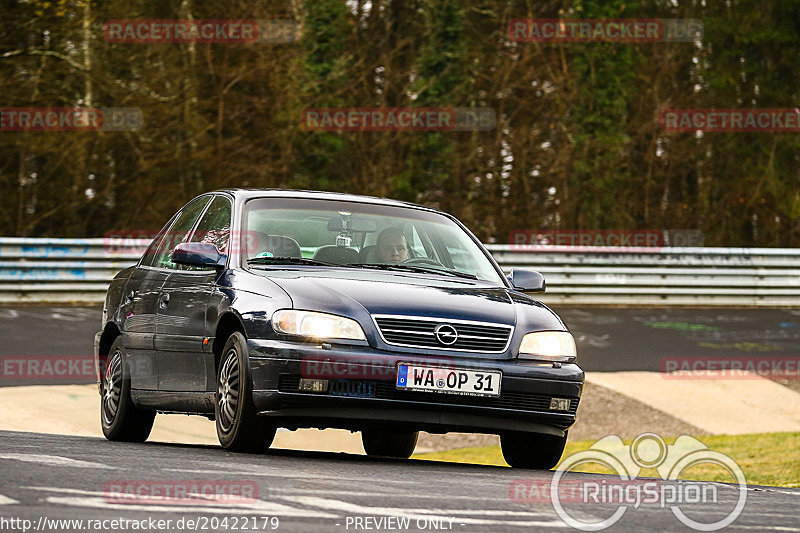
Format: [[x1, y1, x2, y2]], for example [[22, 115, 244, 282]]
[[396, 364, 501, 397]]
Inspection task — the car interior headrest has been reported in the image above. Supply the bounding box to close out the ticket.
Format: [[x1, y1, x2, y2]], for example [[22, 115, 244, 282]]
[[313, 245, 359, 265], [250, 231, 302, 259]]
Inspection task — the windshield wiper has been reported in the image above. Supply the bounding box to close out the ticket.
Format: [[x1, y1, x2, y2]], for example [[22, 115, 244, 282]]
[[248, 257, 479, 280], [347, 263, 479, 280], [248, 256, 340, 267]]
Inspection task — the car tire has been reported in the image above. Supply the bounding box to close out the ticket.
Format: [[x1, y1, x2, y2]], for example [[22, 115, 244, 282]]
[[215, 331, 276, 453], [361, 428, 419, 459], [100, 337, 156, 442], [501, 431, 568, 469]]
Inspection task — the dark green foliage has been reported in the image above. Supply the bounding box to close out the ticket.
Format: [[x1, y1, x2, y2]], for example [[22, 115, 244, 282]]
[[0, 0, 797, 245]]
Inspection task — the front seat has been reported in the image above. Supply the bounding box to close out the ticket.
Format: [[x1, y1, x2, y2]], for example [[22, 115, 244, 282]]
[[250, 232, 302, 259], [313, 245, 359, 265], [358, 245, 377, 263]]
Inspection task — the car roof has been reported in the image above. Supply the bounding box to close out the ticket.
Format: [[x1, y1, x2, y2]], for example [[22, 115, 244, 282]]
[[215, 188, 438, 213]]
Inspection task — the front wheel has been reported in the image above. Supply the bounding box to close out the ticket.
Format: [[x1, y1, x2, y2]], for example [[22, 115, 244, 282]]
[[501, 431, 568, 469], [100, 337, 156, 442], [215, 331, 276, 452], [362, 429, 418, 459]]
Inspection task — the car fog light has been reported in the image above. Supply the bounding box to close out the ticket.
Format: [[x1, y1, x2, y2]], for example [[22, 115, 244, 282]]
[[299, 378, 329, 392], [549, 398, 571, 411]]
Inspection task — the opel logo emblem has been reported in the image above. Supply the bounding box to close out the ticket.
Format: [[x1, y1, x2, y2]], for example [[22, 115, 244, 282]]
[[434, 324, 458, 346]]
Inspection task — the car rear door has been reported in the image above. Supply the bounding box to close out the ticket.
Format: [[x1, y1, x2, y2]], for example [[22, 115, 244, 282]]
[[121, 267, 168, 390]]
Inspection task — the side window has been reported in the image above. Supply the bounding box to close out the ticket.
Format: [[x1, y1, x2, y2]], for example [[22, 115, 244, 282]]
[[140, 219, 176, 267], [184, 196, 232, 270], [148, 196, 211, 270]]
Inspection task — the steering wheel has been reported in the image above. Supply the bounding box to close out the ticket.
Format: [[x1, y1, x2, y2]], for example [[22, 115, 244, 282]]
[[401, 257, 444, 268]]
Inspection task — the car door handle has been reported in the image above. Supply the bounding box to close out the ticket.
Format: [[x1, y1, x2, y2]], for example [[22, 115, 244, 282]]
[[125, 290, 136, 305], [159, 293, 170, 308]]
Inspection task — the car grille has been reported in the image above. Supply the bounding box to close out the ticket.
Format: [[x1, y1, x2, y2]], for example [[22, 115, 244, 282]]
[[373, 315, 512, 353], [278, 375, 579, 415]]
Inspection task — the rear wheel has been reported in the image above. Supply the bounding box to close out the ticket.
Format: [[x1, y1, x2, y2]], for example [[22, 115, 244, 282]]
[[215, 331, 276, 452], [362, 428, 419, 459], [501, 431, 568, 469], [100, 337, 155, 442]]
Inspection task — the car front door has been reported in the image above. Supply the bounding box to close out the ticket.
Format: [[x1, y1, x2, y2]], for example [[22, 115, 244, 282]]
[[155, 195, 232, 392]]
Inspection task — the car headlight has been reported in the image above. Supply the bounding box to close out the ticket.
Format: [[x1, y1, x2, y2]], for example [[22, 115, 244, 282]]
[[518, 331, 576, 362], [272, 310, 366, 341]]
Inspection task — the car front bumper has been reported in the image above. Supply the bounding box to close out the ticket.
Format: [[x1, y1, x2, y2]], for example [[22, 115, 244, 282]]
[[247, 338, 584, 437]]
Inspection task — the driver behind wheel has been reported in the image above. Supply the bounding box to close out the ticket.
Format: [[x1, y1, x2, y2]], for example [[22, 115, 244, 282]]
[[376, 226, 409, 263]]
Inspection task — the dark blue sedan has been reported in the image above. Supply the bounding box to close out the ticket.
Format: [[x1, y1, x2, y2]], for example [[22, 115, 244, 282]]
[[94, 189, 583, 468]]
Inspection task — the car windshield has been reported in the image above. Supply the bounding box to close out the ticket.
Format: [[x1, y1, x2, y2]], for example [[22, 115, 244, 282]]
[[242, 197, 504, 283]]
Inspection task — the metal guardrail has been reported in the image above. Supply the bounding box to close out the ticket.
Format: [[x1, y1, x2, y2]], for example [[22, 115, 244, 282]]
[[0, 238, 798, 305]]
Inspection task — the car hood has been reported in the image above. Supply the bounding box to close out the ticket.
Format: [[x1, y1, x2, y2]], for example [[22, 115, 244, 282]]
[[250, 269, 566, 358], [272, 273, 517, 324], [251, 269, 566, 359]]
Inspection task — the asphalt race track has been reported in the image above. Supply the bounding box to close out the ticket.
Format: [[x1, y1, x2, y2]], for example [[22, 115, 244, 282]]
[[2, 306, 800, 531], [1, 305, 799, 381], [1, 430, 798, 532]]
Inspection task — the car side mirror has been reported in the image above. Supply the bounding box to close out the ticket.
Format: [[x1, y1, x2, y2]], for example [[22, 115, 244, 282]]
[[171, 242, 227, 269], [507, 269, 546, 293]]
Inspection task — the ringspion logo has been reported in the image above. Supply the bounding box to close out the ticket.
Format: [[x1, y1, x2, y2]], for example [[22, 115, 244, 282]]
[[540, 433, 746, 531]]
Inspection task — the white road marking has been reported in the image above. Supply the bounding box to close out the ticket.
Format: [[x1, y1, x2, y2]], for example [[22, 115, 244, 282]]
[[166, 467, 418, 484], [24, 487, 335, 517], [728, 527, 800, 532], [0, 309, 20, 319], [275, 495, 564, 527], [0, 453, 116, 469], [44, 496, 337, 518], [0, 494, 19, 505], [266, 487, 509, 502]]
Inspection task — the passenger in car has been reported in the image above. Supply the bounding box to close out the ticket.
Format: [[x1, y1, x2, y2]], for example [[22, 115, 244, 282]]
[[376, 227, 409, 263]]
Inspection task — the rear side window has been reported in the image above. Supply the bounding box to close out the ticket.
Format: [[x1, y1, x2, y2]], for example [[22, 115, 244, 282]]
[[142, 196, 211, 269]]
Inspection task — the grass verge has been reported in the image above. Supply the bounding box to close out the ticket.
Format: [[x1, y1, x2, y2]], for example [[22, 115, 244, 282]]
[[412, 431, 800, 488]]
